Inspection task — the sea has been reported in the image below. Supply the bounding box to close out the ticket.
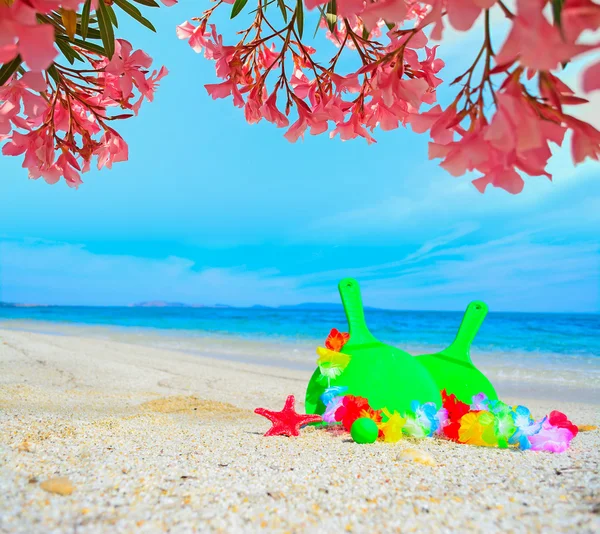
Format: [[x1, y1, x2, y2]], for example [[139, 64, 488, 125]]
[[1, 306, 599, 394]]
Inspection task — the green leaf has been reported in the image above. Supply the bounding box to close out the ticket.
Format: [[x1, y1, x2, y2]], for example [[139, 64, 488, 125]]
[[94, 2, 115, 59], [71, 36, 109, 56], [106, 3, 119, 28], [326, 0, 336, 32], [230, 0, 249, 18], [0, 55, 22, 87], [56, 37, 84, 64], [76, 21, 102, 39], [113, 0, 156, 32], [277, 0, 287, 22], [385, 21, 394, 31], [47, 65, 61, 85], [296, 0, 304, 38], [362, 25, 369, 40], [551, 0, 565, 30], [81, 0, 91, 40], [131, 0, 160, 7]]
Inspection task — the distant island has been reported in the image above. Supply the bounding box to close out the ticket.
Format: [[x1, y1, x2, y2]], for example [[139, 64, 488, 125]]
[[0, 302, 49, 308], [131, 301, 233, 309], [0, 301, 379, 311]]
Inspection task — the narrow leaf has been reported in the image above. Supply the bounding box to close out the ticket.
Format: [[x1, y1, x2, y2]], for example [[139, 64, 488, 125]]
[[71, 36, 108, 56], [131, 0, 160, 6], [77, 22, 102, 39], [106, 4, 119, 28], [551, 0, 564, 30], [326, 0, 336, 32], [296, 0, 304, 38], [230, 0, 249, 18], [61, 8, 77, 40], [113, 0, 156, 32], [56, 37, 83, 64], [277, 0, 287, 22], [95, 2, 115, 59], [81, 0, 91, 40], [47, 65, 61, 85], [0, 55, 22, 87]]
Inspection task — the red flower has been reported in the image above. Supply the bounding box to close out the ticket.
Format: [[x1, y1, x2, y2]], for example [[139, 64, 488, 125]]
[[442, 389, 471, 421], [335, 395, 372, 431], [548, 410, 578, 438], [325, 328, 350, 352], [441, 389, 472, 442], [443, 421, 461, 442]]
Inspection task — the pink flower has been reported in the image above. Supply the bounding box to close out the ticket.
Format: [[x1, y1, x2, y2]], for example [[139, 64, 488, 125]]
[[244, 87, 263, 124], [56, 152, 82, 189], [284, 102, 313, 143], [565, 116, 600, 164], [330, 72, 362, 94], [330, 110, 377, 144], [360, 0, 408, 31], [560, 0, 600, 44], [260, 92, 289, 128], [495, 0, 594, 71], [547, 410, 578, 438], [176, 21, 209, 54], [290, 70, 317, 100], [95, 131, 129, 170], [445, 0, 496, 32], [303, 0, 328, 9], [472, 167, 525, 195], [205, 81, 245, 108], [582, 59, 600, 94], [0, 5, 57, 71], [105, 40, 152, 100], [528, 421, 574, 453]]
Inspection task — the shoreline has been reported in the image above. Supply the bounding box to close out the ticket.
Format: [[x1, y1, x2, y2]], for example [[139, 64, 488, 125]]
[[1, 326, 599, 532], [1, 319, 599, 404]]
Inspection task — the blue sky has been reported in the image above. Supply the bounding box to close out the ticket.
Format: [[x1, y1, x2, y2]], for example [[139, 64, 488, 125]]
[[0, 3, 599, 312]]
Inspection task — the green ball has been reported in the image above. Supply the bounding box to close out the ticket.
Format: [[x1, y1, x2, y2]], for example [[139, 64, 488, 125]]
[[350, 417, 379, 444]]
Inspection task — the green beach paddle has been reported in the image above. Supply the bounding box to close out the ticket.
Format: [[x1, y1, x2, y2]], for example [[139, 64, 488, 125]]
[[305, 278, 442, 416], [415, 301, 498, 404]]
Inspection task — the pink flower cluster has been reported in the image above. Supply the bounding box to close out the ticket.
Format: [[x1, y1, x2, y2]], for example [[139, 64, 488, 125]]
[[180, 0, 600, 194], [0, 0, 86, 72], [178, 12, 445, 145], [0, 0, 176, 187], [1, 36, 167, 187], [1, 0, 170, 187]]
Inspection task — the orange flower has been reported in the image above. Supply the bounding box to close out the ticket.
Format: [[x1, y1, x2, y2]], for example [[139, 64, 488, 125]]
[[325, 328, 350, 352]]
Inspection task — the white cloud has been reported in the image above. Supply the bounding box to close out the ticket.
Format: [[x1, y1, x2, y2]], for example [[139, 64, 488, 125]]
[[1, 233, 597, 312]]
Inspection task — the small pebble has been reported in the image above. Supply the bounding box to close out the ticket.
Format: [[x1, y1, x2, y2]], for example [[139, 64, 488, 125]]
[[40, 477, 74, 496], [398, 448, 437, 467]]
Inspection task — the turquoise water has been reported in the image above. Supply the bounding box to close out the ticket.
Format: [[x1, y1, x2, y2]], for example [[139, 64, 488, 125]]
[[1, 305, 598, 361]]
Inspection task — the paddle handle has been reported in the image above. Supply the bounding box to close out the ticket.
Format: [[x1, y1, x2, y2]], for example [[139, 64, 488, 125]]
[[338, 278, 377, 345], [449, 300, 488, 360]]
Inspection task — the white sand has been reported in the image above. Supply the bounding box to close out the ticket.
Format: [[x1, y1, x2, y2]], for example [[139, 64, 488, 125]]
[[0, 327, 599, 533]]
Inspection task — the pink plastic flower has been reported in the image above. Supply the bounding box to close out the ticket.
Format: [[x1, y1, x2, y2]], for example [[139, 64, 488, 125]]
[[528, 423, 574, 453]]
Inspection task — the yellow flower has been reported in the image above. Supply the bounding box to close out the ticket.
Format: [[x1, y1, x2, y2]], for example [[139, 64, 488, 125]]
[[378, 408, 406, 443], [458, 411, 496, 446], [316, 347, 351, 379]]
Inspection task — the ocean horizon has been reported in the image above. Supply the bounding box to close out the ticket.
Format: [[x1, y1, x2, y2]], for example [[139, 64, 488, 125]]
[[2, 305, 599, 364]]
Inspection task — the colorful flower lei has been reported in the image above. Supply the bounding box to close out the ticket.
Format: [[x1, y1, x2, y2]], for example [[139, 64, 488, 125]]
[[315, 329, 578, 453]]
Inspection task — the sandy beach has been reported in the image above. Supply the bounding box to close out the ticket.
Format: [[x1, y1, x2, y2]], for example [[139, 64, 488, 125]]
[[0, 326, 598, 533]]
